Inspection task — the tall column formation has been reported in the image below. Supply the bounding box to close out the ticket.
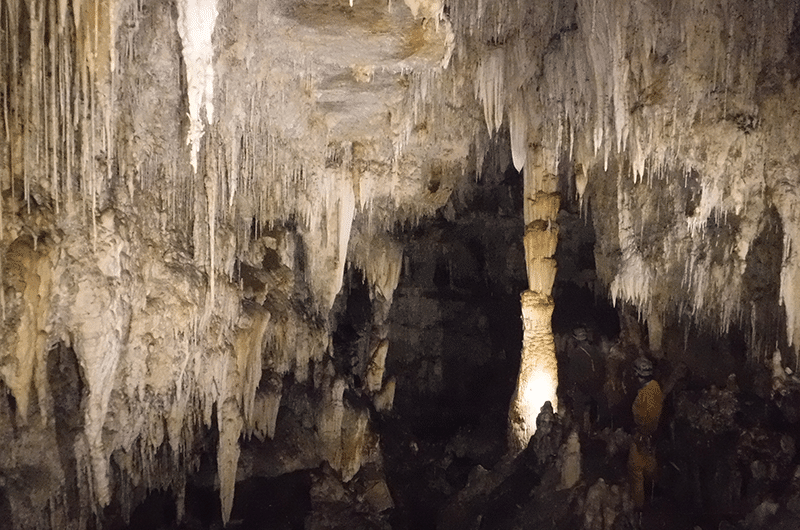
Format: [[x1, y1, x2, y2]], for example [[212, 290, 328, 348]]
[[508, 143, 560, 453]]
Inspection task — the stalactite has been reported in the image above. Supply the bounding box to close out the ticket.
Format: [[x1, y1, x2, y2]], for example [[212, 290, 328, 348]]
[[1, 239, 53, 425], [234, 307, 270, 428], [249, 380, 282, 441], [207, 164, 218, 308], [217, 397, 243, 527], [475, 46, 505, 137], [509, 96, 527, 171], [64, 13, 74, 212], [177, 0, 218, 173], [374, 377, 395, 412], [365, 339, 389, 393], [350, 232, 404, 304], [0, 0, 6, 321], [49, 0, 58, 213]]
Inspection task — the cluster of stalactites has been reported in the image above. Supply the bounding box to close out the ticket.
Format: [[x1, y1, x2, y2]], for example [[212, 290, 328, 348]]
[[0, 3, 421, 525], [0, 0, 121, 251], [462, 0, 800, 360], [1, 0, 120, 516], [0, 0, 468, 318], [0, 211, 341, 526], [462, 0, 789, 176]]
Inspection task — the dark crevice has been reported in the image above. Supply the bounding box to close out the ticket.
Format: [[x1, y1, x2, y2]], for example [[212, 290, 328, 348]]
[[125, 490, 177, 530], [684, 168, 702, 216], [331, 267, 373, 389], [0, 487, 11, 530], [5, 392, 17, 420], [46, 342, 86, 521], [383, 165, 525, 530], [788, 10, 800, 81], [743, 206, 786, 361], [229, 473, 311, 530]]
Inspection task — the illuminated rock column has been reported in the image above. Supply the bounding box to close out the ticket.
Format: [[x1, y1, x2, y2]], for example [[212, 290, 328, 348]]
[[509, 144, 560, 453]]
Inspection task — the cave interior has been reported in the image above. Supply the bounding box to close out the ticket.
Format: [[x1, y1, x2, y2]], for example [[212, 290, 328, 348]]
[[4, 0, 800, 529]]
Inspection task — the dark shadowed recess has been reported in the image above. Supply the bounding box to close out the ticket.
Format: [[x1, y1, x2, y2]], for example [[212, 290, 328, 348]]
[[47, 342, 86, 522]]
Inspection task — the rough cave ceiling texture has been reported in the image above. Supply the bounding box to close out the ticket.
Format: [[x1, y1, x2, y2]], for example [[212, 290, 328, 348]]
[[2, 0, 800, 526]]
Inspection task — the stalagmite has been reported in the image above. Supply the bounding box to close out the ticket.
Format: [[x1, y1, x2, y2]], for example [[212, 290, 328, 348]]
[[510, 290, 560, 452], [319, 377, 347, 471]]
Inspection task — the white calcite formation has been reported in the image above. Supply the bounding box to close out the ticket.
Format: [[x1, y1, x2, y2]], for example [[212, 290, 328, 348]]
[[3, 0, 800, 526], [177, 0, 219, 173]]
